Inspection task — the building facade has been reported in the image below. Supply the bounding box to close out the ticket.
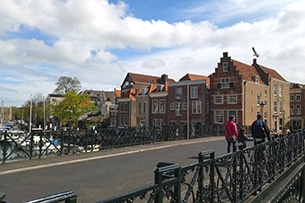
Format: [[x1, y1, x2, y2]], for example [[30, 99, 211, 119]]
[[289, 83, 305, 131], [209, 52, 290, 133], [167, 73, 209, 138]]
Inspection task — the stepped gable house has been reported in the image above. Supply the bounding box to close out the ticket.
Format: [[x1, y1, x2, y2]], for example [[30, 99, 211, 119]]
[[117, 72, 175, 127], [209, 52, 289, 133]]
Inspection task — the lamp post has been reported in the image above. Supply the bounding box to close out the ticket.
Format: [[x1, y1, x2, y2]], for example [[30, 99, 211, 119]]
[[260, 101, 265, 117], [282, 109, 285, 133]]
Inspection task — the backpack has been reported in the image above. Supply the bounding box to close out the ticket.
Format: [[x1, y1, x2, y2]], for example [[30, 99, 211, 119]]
[[252, 119, 266, 138]]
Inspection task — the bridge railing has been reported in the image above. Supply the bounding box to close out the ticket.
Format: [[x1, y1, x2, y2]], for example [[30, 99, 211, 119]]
[[97, 129, 305, 203], [1, 124, 220, 164]]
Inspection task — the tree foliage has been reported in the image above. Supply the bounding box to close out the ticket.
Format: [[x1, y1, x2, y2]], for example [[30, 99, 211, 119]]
[[52, 91, 96, 128], [53, 76, 81, 94]]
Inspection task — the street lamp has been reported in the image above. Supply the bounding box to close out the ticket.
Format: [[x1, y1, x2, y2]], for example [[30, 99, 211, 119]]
[[260, 101, 265, 117]]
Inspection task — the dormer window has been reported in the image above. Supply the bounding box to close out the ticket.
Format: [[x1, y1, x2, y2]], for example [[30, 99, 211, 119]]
[[255, 76, 259, 83], [223, 62, 228, 72]]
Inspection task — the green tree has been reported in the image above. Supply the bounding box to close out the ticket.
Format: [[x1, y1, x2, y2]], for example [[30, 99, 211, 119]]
[[53, 91, 96, 128], [53, 76, 81, 94]]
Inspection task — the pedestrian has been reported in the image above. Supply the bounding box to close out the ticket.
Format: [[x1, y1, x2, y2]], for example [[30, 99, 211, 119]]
[[251, 114, 271, 145], [225, 116, 238, 153], [237, 127, 252, 149]]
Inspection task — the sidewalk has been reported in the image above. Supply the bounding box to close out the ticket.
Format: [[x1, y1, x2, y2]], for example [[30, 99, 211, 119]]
[[0, 136, 223, 176]]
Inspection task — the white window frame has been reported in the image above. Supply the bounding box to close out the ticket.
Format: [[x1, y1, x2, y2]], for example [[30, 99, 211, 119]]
[[220, 77, 230, 88], [228, 110, 237, 123], [296, 105, 301, 115], [170, 102, 175, 111], [214, 110, 224, 124], [257, 94, 261, 105], [152, 100, 158, 114], [159, 99, 165, 113], [214, 95, 223, 104], [279, 86, 283, 97], [175, 87, 182, 100], [273, 84, 277, 96], [175, 102, 182, 116], [223, 62, 228, 72], [290, 105, 294, 115], [190, 86, 198, 99], [192, 101, 202, 114], [227, 95, 237, 104]]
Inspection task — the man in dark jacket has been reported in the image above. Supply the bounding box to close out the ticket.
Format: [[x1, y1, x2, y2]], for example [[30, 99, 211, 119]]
[[251, 114, 271, 145]]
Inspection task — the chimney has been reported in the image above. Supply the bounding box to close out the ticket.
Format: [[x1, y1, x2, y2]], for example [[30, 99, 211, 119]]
[[223, 52, 228, 58], [253, 58, 257, 65], [161, 74, 168, 91]]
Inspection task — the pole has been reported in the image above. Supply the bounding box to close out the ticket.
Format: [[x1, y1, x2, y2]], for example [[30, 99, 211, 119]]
[[29, 95, 32, 133], [43, 96, 46, 131]]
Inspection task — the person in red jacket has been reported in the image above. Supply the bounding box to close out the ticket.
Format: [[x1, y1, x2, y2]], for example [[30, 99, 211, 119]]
[[225, 116, 238, 153]]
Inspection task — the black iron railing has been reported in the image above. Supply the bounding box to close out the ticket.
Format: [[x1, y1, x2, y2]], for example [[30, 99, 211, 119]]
[[0, 124, 221, 164], [97, 129, 305, 203]]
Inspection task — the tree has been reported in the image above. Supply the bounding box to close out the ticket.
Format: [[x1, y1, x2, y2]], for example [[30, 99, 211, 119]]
[[53, 76, 81, 94], [52, 91, 96, 128]]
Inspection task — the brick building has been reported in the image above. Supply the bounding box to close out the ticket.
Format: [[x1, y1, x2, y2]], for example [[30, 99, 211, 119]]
[[289, 83, 305, 131], [209, 52, 290, 133], [167, 73, 209, 138]]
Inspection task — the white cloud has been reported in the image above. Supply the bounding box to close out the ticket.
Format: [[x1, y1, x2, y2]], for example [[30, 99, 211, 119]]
[[0, 0, 305, 107]]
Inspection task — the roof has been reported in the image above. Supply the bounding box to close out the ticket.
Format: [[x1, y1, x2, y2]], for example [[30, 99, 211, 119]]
[[124, 72, 175, 86], [230, 58, 287, 85], [179, 73, 210, 89]]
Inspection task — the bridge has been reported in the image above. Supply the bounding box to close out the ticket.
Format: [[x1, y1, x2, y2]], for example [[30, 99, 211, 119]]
[[0, 126, 304, 202]]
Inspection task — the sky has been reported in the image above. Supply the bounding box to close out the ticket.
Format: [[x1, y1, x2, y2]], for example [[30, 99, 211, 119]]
[[1, 0, 305, 107]]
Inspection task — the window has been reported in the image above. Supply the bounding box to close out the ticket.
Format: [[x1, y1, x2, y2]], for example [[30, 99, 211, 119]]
[[175, 102, 182, 116], [273, 101, 277, 112], [124, 103, 128, 112], [214, 95, 223, 104], [228, 111, 237, 123], [227, 95, 237, 104], [264, 90, 267, 96], [279, 101, 283, 112], [279, 86, 283, 97], [175, 87, 182, 100], [143, 102, 146, 114], [192, 101, 202, 114], [296, 105, 301, 115], [120, 103, 124, 112], [215, 110, 224, 124], [190, 86, 198, 99], [152, 100, 158, 113], [223, 62, 228, 72], [153, 118, 164, 126], [170, 103, 175, 111], [290, 95, 294, 101], [220, 78, 230, 88], [138, 102, 142, 114], [273, 84, 277, 96], [182, 102, 187, 110], [296, 95, 301, 101], [159, 99, 165, 113], [290, 105, 294, 115], [257, 94, 261, 105], [255, 76, 259, 83]]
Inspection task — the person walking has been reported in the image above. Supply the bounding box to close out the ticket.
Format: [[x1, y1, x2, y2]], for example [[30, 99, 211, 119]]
[[251, 114, 271, 145], [225, 116, 238, 153], [237, 127, 252, 149]]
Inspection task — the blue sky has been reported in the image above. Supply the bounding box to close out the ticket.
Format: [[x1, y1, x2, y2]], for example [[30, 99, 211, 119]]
[[0, 0, 304, 107]]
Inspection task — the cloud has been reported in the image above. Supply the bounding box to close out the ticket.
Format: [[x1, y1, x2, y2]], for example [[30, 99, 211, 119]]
[[0, 0, 305, 107]]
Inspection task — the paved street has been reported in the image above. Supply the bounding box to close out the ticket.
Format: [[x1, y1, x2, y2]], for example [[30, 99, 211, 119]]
[[0, 136, 227, 203]]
